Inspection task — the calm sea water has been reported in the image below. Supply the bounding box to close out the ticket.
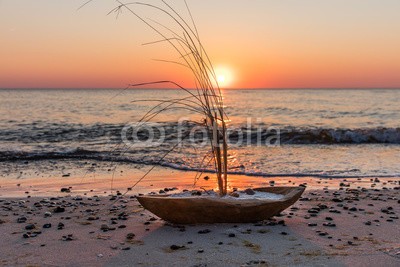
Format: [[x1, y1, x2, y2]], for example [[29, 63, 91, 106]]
[[1, 89, 399, 178]]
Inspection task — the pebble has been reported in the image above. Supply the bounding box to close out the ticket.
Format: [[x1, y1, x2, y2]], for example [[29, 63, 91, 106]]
[[17, 217, 27, 223], [100, 224, 109, 231], [25, 224, 36, 230], [60, 188, 71, 193], [53, 207, 65, 213], [244, 188, 255, 195], [198, 229, 211, 234], [170, 245, 185, 250], [57, 222, 65, 230], [126, 233, 135, 240], [322, 222, 336, 227], [43, 223, 52, 229]]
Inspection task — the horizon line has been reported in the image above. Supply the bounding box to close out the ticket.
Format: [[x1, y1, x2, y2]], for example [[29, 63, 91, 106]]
[[1, 87, 400, 90]]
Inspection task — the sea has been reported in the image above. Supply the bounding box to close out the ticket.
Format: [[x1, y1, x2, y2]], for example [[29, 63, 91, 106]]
[[1, 88, 399, 178]]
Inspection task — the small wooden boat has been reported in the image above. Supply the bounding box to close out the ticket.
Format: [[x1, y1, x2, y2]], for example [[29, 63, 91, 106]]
[[136, 186, 305, 224]]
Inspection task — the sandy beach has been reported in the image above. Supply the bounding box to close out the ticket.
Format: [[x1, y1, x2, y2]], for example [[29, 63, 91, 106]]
[[0, 160, 399, 267]]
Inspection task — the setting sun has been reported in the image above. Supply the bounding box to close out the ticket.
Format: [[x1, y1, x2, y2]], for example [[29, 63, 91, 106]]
[[214, 66, 234, 88]]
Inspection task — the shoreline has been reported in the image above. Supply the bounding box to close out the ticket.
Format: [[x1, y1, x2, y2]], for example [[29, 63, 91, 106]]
[[0, 161, 399, 266]]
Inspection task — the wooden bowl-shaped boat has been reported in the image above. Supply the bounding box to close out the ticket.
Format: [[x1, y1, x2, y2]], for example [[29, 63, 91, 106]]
[[136, 186, 305, 224]]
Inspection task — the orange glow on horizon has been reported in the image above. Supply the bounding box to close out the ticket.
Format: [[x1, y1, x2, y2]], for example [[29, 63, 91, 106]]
[[1, 1, 400, 89]]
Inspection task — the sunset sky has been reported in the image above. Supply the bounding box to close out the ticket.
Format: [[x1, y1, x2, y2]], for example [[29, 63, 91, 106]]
[[1, 0, 400, 89]]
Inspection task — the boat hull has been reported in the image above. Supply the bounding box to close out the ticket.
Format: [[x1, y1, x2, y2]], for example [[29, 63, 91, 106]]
[[136, 186, 305, 224]]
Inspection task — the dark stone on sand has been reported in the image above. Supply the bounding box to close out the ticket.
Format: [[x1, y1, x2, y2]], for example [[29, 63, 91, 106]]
[[349, 207, 358, 211], [332, 198, 343, 202], [325, 217, 333, 221], [191, 191, 202, 196], [43, 223, 52, 228], [318, 232, 328, 236], [118, 225, 126, 229], [25, 224, 35, 230], [198, 249, 204, 253], [121, 247, 130, 250], [318, 204, 328, 210], [218, 242, 223, 245], [53, 206, 65, 213], [170, 245, 185, 250], [100, 224, 109, 231], [329, 209, 341, 214], [308, 223, 317, 227], [229, 192, 240, 198], [308, 209, 319, 214], [244, 188, 255, 195], [62, 234, 74, 241], [126, 233, 135, 240], [323, 222, 336, 227], [364, 221, 372, 225], [57, 222, 65, 230], [228, 233, 236, 238], [60, 188, 70, 193], [17, 217, 27, 223], [198, 229, 211, 234], [280, 232, 288, 235]]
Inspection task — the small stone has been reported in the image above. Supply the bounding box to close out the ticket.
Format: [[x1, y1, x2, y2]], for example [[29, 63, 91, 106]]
[[44, 212, 52, 218], [170, 245, 185, 250], [198, 249, 204, 253], [126, 233, 135, 240], [228, 233, 236, 238], [25, 224, 36, 230], [308, 223, 317, 227], [57, 222, 65, 230], [43, 223, 52, 229], [229, 192, 240, 198], [17, 217, 27, 223], [280, 231, 288, 235], [53, 207, 65, 213], [198, 229, 211, 234], [244, 188, 255, 195], [100, 224, 109, 231], [121, 247, 130, 250], [60, 188, 71, 193]]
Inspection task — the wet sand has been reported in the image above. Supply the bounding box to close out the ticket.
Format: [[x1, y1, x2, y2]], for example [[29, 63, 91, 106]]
[[0, 160, 399, 266]]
